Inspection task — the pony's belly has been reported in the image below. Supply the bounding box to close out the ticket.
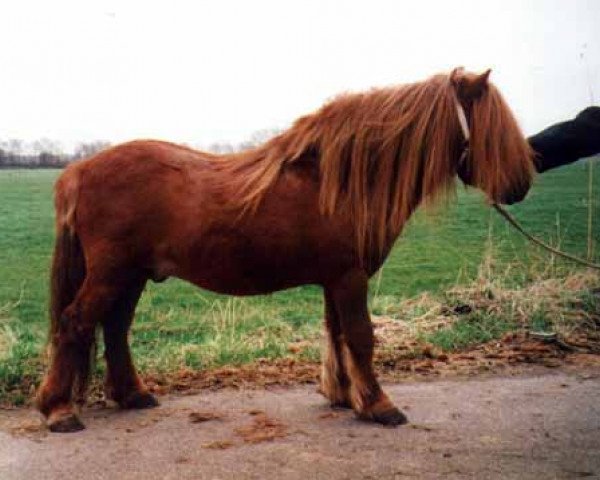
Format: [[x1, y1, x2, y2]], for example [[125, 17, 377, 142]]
[[176, 260, 313, 296], [183, 273, 309, 296], [169, 239, 320, 296]]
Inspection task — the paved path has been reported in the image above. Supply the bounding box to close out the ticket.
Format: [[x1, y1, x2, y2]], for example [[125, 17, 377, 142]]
[[1, 371, 599, 479]]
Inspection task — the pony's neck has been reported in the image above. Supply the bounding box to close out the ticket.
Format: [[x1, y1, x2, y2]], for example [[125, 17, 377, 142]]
[[215, 74, 463, 259]]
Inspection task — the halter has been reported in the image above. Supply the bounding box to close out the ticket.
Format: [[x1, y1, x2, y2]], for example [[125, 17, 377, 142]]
[[455, 98, 470, 165]]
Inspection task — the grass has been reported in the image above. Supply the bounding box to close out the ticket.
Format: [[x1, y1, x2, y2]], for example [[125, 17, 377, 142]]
[[0, 161, 598, 403], [425, 313, 516, 351], [422, 271, 599, 352]]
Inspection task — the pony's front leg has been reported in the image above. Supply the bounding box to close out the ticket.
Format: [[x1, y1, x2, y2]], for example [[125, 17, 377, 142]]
[[329, 270, 408, 426]]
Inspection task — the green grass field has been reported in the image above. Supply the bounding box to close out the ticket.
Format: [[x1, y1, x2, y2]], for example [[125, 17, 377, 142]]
[[0, 163, 598, 404]]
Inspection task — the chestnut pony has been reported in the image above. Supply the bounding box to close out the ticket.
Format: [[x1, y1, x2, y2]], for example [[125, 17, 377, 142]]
[[37, 68, 534, 432]]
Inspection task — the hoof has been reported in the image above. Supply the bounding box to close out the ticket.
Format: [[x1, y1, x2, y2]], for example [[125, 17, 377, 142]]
[[47, 412, 86, 433], [119, 391, 160, 410], [330, 400, 352, 410], [371, 407, 408, 427]]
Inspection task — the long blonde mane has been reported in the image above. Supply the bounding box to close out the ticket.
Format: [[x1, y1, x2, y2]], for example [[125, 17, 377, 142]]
[[215, 70, 534, 257]]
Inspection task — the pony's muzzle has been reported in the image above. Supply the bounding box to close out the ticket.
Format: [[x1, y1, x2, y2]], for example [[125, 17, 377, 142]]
[[498, 185, 529, 205]]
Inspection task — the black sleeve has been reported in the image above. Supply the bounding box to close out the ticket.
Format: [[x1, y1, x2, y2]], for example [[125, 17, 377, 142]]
[[529, 106, 600, 173]]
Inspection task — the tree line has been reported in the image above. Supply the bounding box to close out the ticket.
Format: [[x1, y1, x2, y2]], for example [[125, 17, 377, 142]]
[[0, 139, 110, 168], [0, 128, 281, 168]]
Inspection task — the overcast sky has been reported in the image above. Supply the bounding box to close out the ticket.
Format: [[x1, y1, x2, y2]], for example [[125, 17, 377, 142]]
[[1, 0, 599, 152]]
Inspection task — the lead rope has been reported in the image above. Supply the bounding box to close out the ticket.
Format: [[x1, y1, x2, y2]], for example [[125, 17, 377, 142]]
[[492, 204, 600, 270], [454, 100, 600, 270]]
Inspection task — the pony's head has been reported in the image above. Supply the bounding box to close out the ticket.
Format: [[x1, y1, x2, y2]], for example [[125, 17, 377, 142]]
[[450, 67, 535, 205]]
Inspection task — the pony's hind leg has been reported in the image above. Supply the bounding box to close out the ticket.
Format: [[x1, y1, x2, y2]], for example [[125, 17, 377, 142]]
[[37, 279, 121, 432], [329, 270, 407, 426], [103, 278, 158, 409], [320, 289, 351, 408]]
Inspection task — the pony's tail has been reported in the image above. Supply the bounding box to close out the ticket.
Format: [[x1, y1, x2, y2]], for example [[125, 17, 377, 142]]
[[48, 166, 86, 351], [47, 166, 91, 402], [49, 226, 86, 345]]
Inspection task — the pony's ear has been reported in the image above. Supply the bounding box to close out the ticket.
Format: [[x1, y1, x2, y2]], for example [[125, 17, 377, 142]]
[[475, 69, 492, 90], [453, 68, 492, 100], [450, 66, 466, 86]]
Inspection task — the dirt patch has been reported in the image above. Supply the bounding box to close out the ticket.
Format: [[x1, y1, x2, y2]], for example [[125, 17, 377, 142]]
[[142, 358, 319, 397], [318, 411, 340, 420], [246, 408, 265, 416], [201, 440, 235, 450], [234, 413, 288, 444], [188, 411, 223, 423], [377, 331, 569, 379], [8, 419, 48, 442]]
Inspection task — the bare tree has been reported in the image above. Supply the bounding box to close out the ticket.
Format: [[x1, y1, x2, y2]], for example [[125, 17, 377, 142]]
[[208, 142, 235, 154], [74, 141, 111, 160], [249, 128, 280, 146]]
